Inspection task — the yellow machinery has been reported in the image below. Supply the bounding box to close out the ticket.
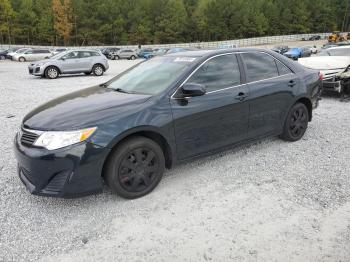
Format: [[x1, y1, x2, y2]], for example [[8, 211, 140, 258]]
[[328, 31, 345, 43]]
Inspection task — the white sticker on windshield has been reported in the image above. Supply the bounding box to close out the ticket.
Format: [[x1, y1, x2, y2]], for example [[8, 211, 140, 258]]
[[174, 57, 196, 62]]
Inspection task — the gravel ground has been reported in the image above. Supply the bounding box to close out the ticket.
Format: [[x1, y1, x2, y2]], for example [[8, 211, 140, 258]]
[[0, 59, 350, 262]]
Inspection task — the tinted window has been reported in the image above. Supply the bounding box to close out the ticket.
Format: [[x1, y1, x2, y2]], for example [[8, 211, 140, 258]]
[[242, 52, 278, 82], [276, 61, 292, 75], [34, 49, 50, 53], [186, 54, 241, 92]]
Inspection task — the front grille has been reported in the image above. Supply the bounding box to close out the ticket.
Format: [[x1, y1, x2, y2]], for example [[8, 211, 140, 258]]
[[20, 129, 39, 146]]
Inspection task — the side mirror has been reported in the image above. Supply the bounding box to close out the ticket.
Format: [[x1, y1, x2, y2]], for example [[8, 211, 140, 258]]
[[181, 83, 206, 97], [61, 57, 66, 61]]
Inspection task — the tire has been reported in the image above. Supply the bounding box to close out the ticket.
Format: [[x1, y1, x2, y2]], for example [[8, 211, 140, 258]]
[[107, 54, 113, 60], [115, 55, 120, 60], [44, 66, 59, 79], [130, 55, 136, 60], [92, 64, 104, 76], [104, 136, 165, 199], [18, 57, 26, 62], [280, 103, 309, 142], [0, 55, 5, 60]]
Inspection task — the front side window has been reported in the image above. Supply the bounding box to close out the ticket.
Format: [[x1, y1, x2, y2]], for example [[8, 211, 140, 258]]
[[62, 51, 79, 59], [241, 52, 278, 82], [186, 54, 241, 92]]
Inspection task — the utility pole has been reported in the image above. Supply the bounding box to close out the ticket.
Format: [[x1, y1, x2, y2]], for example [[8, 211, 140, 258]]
[[341, 0, 349, 32]]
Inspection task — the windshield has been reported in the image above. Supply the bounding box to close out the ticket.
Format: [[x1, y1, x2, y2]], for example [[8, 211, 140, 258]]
[[50, 50, 70, 59], [16, 48, 28, 53], [107, 56, 194, 95]]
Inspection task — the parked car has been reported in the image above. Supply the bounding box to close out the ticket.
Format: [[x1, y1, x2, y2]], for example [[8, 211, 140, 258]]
[[308, 35, 321, 41], [271, 45, 289, 54], [166, 47, 192, 54], [102, 47, 120, 59], [6, 48, 30, 60], [113, 49, 138, 60], [28, 49, 109, 79], [0, 49, 8, 60], [14, 48, 322, 199], [303, 45, 318, 54], [299, 46, 350, 94], [13, 49, 52, 62], [137, 48, 154, 59], [218, 43, 238, 49], [52, 48, 68, 55], [284, 47, 312, 60], [143, 48, 169, 59], [322, 41, 350, 49]]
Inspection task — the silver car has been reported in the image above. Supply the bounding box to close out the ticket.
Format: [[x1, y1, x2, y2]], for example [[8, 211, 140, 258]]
[[13, 49, 52, 62], [113, 49, 138, 60], [28, 49, 109, 79]]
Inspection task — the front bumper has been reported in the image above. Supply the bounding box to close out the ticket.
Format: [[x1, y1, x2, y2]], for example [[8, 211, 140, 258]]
[[14, 134, 110, 198], [323, 77, 342, 92], [28, 65, 45, 76]]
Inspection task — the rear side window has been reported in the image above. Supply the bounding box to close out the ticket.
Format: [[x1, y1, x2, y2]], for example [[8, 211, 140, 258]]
[[79, 51, 91, 58], [276, 60, 292, 75], [187, 54, 241, 92], [241, 52, 278, 82], [90, 51, 101, 57]]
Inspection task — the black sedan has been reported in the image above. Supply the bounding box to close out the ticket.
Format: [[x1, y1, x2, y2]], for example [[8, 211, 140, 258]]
[[14, 48, 322, 199]]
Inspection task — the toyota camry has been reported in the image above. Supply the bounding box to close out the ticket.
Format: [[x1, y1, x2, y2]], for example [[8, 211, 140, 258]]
[[14, 48, 322, 199]]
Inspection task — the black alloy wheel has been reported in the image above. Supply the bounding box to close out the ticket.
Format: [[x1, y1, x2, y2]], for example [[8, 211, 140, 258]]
[[105, 136, 165, 199], [280, 103, 309, 142]]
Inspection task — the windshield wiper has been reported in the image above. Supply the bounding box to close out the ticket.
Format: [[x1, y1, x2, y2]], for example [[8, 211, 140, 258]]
[[99, 83, 108, 88], [114, 88, 130, 94]]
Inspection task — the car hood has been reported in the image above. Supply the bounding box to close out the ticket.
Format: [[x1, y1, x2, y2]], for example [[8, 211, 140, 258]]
[[23, 85, 152, 131], [30, 59, 51, 65], [298, 56, 350, 70]]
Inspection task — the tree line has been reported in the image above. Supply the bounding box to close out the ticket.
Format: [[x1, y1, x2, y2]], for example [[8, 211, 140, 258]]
[[0, 0, 348, 46]]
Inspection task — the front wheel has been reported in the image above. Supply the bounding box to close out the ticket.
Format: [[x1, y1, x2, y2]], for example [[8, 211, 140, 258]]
[[104, 137, 165, 199], [92, 64, 104, 76], [18, 57, 26, 62], [280, 103, 309, 142], [45, 66, 59, 79]]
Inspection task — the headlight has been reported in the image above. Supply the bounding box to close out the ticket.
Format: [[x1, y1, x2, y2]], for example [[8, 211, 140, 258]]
[[33, 127, 96, 150]]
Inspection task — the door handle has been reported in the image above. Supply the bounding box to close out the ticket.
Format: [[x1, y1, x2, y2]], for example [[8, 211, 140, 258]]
[[235, 92, 248, 101], [288, 80, 296, 87]]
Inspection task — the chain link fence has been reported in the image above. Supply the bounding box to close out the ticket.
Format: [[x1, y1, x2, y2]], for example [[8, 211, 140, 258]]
[[0, 32, 334, 50]]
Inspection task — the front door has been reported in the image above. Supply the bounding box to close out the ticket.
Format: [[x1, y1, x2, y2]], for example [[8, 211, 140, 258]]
[[170, 54, 250, 160]]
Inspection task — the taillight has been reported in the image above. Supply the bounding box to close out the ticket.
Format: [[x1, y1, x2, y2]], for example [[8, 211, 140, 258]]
[[319, 72, 324, 81]]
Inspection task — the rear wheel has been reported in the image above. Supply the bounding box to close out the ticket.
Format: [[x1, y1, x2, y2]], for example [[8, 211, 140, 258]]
[[105, 136, 165, 199], [92, 64, 104, 76], [0, 55, 5, 60], [45, 66, 59, 79], [107, 54, 113, 60], [115, 55, 120, 60], [280, 103, 309, 142], [18, 57, 26, 62], [130, 55, 136, 60]]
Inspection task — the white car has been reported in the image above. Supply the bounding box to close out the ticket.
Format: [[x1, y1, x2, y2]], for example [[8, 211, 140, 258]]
[[298, 46, 350, 93], [7, 48, 30, 60], [303, 45, 318, 54], [13, 49, 52, 62]]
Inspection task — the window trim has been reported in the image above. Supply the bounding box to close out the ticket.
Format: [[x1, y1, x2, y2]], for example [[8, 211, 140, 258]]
[[171, 51, 294, 99], [171, 53, 243, 99]]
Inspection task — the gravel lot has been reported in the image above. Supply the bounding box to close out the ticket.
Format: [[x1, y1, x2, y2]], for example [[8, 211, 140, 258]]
[[0, 58, 350, 262]]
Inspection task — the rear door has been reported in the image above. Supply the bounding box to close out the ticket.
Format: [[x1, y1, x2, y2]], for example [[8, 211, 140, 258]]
[[240, 52, 299, 138], [171, 54, 250, 160], [78, 51, 93, 71]]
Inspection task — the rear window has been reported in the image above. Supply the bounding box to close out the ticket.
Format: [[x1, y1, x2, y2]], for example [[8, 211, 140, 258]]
[[241, 52, 279, 82]]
